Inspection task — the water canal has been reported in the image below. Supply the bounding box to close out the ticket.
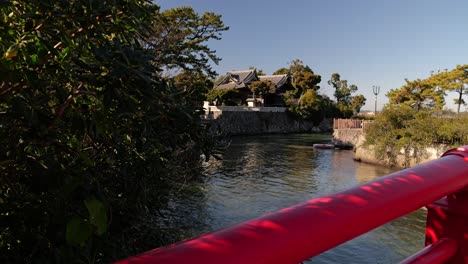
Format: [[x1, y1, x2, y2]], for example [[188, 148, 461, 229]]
[[159, 133, 426, 263]]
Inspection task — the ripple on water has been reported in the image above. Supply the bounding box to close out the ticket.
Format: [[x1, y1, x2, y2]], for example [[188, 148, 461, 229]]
[[164, 134, 427, 263]]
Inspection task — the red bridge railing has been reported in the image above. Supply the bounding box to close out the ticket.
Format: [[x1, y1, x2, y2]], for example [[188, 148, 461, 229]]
[[116, 146, 468, 264]]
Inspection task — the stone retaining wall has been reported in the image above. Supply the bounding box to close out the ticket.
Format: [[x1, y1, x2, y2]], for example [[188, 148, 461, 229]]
[[207, 111, 332, 136], [332, 128, 363, 147], [354, 137, 447, 168], [333, 126, 447, 168]]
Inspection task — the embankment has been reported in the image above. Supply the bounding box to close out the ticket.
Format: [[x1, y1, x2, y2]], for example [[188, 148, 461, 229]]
[[333, 124, 447, 168], [352, 134, 447, 168], [331, 128, 362, 148]]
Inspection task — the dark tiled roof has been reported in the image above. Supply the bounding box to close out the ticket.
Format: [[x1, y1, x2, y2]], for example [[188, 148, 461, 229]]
[[215, 69, 259, 90], [259, 74, 289, 87], [215, 75, 231, 86], [227, 70, 258, 84], [215, 82, 247, 89]]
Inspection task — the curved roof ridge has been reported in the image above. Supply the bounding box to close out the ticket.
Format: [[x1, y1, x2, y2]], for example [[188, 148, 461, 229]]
[[228, 69, 255, 73], [259, 74, 289, 87], [259, 74, 288, 78], [226, 69, 258, 84]]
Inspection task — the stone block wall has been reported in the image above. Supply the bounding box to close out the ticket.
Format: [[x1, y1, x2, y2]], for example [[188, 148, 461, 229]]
[[207, 111, 332, 136], [332, 126, 447, 168], [332, 128, 363, 147]]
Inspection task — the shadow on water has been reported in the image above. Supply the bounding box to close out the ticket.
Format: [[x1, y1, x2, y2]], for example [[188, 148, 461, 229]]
[[157, 133, 426, 263]]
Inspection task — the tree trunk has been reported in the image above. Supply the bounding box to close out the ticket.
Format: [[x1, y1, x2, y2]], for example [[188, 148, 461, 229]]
[[457, 91, 462, 113]]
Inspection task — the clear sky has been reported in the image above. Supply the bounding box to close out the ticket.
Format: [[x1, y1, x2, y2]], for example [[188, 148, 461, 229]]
[[157, 0, 468, 111]]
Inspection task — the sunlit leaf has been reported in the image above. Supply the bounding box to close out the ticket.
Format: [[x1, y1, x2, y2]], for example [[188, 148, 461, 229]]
[[4, 48, 18, 59], [129, 96, 140, 104], [84, 197, 108, 236]]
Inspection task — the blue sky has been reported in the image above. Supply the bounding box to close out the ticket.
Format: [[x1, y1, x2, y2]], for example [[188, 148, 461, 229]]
[[157, 0, 468, 111]]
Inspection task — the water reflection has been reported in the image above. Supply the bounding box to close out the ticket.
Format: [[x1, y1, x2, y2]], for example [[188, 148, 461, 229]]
[[160, 133, 426, 263]]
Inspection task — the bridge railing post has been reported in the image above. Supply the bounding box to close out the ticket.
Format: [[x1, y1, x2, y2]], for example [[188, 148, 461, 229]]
[[425, 146, 468, 264]]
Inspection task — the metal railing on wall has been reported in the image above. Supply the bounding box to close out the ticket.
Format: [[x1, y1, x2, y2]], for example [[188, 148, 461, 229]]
[[333, 118, 374, 132]]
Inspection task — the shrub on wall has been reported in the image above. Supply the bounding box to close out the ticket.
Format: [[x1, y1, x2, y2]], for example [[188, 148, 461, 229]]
[[364, 105, 468, 167]]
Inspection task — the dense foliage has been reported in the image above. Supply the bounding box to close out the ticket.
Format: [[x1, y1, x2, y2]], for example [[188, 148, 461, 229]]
[[427, 65, 468, 113], [249, 80, 276, 99], [387, 65, 468, 113], [287, 59, 321, 93], [275, 60, 325, 121], [366, 64, 468, 167], [328, 73, 366, 116], [285, 89, 332, 125], [205, 88, 241, 105], [387, 78, 445, 111], [365, 105, 468, 167], [0, 1, 223, 263], [147, 6, 228, 78], [271, 61, 365, 122]]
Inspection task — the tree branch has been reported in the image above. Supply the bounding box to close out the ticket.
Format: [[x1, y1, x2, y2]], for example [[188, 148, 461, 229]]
[[50, 82, 84, 127]]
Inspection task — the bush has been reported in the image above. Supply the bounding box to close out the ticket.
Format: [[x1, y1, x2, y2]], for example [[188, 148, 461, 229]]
[[0, 1, 214, 262], [365, 105, 468, 167], [206, 88, 241, 105], [284, 90, 339, 125]]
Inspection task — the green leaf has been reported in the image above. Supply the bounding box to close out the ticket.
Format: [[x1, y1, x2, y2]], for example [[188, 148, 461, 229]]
[[59, 47, 70, 62], [66, 217, 93, 247], [129, 96, 140, 104], [84, 197, 108, 235], [30, 54, 39, 64], [78, 151, 95, 167]]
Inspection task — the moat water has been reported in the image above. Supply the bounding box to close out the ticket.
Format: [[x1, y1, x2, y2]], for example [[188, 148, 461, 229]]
[[159, 133, 426, 263]]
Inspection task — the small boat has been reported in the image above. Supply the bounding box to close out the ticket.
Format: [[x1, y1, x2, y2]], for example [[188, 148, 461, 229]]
[[313, 143, 335, 149]]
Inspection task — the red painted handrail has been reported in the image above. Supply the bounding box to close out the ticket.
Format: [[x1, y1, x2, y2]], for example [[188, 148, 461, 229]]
[[116, 146, 468, 264]]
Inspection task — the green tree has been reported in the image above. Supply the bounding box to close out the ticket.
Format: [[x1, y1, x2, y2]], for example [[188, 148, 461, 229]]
[[351, 94, 367, 114], [327, 73, 364, 117], [299, 89, 322, 122], [206, 88, 241, 105], [0, 1, 221, 262], [365, 105, 421, 166], [284, 89, 335, 124], [428, 65, 468, 113], [277, 60, 337, 120], [328, 73, 357, 105], [173, 72, 213, 104], [249, 80, 276, 99], [272, 67, 289, 75], [365, 105, 468, 167], [273, 60, 321, 93], [288, 59, 321, 93], [289, 59, 313, 75], [147, 6, 229, 77], [295, 71, 322, 92], [449, 65, 468, 113], [387, 78, 444, 111]]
